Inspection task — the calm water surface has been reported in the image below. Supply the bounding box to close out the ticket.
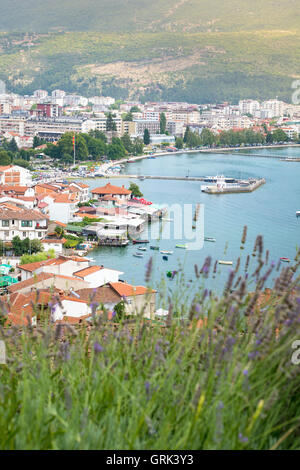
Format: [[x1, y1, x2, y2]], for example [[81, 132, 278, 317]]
[[80, 147, 300, 297]]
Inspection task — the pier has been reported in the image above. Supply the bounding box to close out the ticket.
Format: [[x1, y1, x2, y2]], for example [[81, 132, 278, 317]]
[[201, 178, 266, 194]]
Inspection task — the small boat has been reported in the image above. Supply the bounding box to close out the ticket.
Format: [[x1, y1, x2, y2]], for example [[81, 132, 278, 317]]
[[218, 260, 233, 265], [138, 247, 147, 251], [280, 257, 290, 262], [296, 211, 300, 217], [204, 237, 216, 242], [150, 246, 159, 250], [133, 252, 143, 258], [160, 250, 173, 255], [132, 239, 149, 244], [176, 244, 188, 249], [162, 256, 168, 261]]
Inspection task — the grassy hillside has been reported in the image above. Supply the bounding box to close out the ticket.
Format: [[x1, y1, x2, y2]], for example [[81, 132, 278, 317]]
[[0, 0, 299, 32], [0, 30, 299, 103], [0, 0, 299, 102]]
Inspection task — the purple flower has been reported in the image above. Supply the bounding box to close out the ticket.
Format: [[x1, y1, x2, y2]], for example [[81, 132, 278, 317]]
[[94, 342, 104, 353], [217, 401, 224, 410], [243, 369, 248, 376], [238, 433, 249, 443], [112, 310, 117, 318]]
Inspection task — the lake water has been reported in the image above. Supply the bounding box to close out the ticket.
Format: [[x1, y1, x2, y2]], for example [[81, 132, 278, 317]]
[[81, 146, 300, 297]]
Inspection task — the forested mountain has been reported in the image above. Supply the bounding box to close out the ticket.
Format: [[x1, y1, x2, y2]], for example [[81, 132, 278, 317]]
[[0, 0, 299, 102]]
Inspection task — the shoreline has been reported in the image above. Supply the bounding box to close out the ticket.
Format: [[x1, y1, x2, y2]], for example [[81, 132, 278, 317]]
[[74, 143, 300, 180]]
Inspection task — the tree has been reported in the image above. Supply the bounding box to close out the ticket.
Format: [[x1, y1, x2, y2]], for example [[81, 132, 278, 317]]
[[272, 129, 288, 143], [129, 183, 143, 197], [121, 133, 133, 153], [123, 112, 133, 122], [130, 106, 141, 113], [55, 225, 65, 237], [175, 137, 184, 149], [106, 113, 117, 131], [30, 239, 44, 254], [107, 138, 126, 160], [57, 132, 88, 161], [0, 150, 11, 166], [7, 138, 18, 153], [143, 128, 150, 145], [89, 129, 107, 143], [201, 128, 216, 147], [12, 236, 24, 256], [132, 138, 144, 156], [160, 113, 167, 134]]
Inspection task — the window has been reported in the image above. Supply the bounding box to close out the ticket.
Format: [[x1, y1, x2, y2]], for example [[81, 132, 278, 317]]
[[2, 220, 9, 227], [21, 221, 32, 227], [38, 232, 42, 237], [23, 232, 26, 237]]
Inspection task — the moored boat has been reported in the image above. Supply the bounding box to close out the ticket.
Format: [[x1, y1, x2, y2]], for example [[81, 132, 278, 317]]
[[162, 255, 168, 261], [218, 260, 233, 265], [176, 244, 188, 249], [138, 247, 147, 251], [133, 252, 144, 258], [132, 239, 149, 244], [296, 211, 300, 217], [204, 237, 216, 242], [160, 250, 173, 255], [280, 257, 290, 262], [150, 245, 159, 250]]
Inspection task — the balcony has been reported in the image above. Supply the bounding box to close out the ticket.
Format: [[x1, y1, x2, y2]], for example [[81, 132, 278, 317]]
[[35, 223, 48, 230]]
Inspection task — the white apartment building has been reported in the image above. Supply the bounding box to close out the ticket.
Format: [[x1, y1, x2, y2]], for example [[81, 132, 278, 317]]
[[0, 165, 32, 186], [239, 100, 260, 116], [0, 208, 48, 241], [46, 193, 80, 224]]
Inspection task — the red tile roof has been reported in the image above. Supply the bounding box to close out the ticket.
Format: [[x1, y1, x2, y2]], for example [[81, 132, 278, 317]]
[[91, 183, 131, 196], [110, 282, 155, 297], [73, 265, 103, 278], [7, 273, 54, 293]]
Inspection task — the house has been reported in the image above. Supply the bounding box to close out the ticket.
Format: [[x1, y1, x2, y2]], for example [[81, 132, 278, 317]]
[[46, 193, 80, 224], [91, 183, 131, 202], [7, 272, 88, 295], [41, 237, 67, 253], [0, 165, 32, 186], [0, 207, 49, 241], [76, 281, 156, 319], [18, 255, 90, 282], [4, 290, 91, 326], [73, 265, 123, 288], [69, 182, 90, 203]]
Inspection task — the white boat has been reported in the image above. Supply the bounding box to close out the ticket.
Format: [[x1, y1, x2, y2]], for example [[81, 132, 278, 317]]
[[218, 260, 233, 265], [296, 211, 300, 217], [204, 237, 216, 242], [160, 250, 173, 255]]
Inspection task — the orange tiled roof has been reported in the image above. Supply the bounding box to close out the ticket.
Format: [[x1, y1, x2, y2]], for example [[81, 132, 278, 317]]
[[110, 282, 155, 297], [91, 183, 131, 196], [73, 265, 102, 279], [7, 272, 54, 293]]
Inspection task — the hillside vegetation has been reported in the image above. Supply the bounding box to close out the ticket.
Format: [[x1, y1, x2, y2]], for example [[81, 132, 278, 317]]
[[0, 1, 299, 102], [0, 0, 299, 33]]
